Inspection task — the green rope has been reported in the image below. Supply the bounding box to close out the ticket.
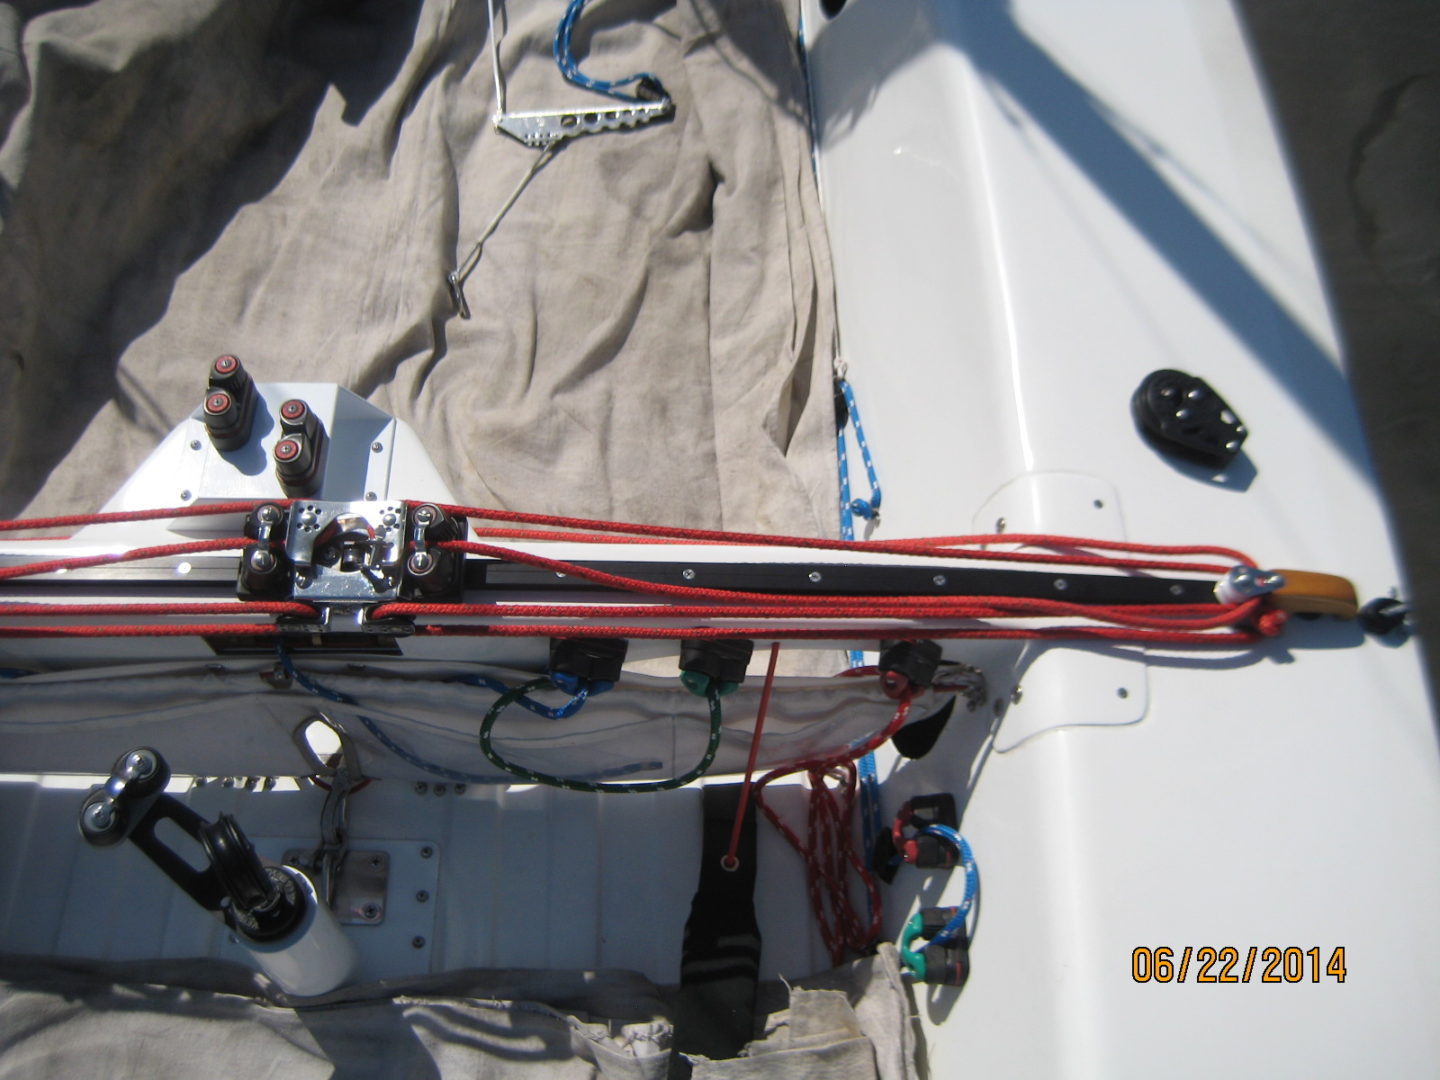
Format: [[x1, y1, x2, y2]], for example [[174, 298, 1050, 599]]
[[480, 676, 724, 793], [899, 911, 928, 981]]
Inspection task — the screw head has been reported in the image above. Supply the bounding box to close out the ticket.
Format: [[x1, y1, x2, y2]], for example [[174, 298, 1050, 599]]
[[189, 439, 202, 451], [274, 437, 301, 463], [257, 504, 283, 525], [204, 391, 232, 415], [213, 354, 239, 375], [682, 568, 696, 581], [413, 505, 439, 526], [364, 491, 378, 501], [361, 903, 380, 920], [808, 570, 823, 584], [249, 549, 276, 572], [122, 749, 156, 779], [420, 845, 434, 859], [84, 800, 115, 831], [414, 782, 428, 794], [994, 517, 1007, 533], [179, 490, 192, 501], [1053, 578, 1069, 591], [368, 854, 384, 869], [408, 551, 434, 574], [411, 936, 426, 949], [433, 784, 447, 796], [280, 399, 306, 421], [415, 890, 430, 903], [932, 574, 947, 587], [371, 441, 384, 453]]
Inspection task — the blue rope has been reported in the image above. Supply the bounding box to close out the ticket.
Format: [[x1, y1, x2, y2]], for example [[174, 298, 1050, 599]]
[[835, 378, 882, 542], [274, 648, 653, 784], [920, 824, 978, 946], [835, 375, 885, 867], [452, 674, 590, 719], [553, 0, 666, 104]]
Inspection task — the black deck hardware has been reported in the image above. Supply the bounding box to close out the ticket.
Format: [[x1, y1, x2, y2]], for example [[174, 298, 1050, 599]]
[[1132, 368, 1247, 468]]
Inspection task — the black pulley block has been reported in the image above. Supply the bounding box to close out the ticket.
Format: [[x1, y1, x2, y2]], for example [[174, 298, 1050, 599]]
[[1132, 369, 1246, 468]]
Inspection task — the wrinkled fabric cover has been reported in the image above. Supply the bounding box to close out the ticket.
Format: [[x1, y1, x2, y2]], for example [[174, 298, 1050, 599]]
[[0, 946, 918, 1080], [0, 0, 838, 536]]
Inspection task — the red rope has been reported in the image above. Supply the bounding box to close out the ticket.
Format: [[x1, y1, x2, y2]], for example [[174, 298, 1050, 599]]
[[752, 692, 915, 966], [0, 538, 251, 581], [0, 501, 1271, 643], [428, 502, 1256, 572], [408, 622, 1262, 645], [0, 624, 289, 638], [0, 602, 317, 618], [723, 642, 781, 871], [0, 502, 276, 534]]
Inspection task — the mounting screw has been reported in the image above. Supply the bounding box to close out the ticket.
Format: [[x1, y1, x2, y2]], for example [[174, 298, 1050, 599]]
[[1053, 578, 1069, 591], [1093, 499, 1104, 509], [408, 551, 434, 574], [414, 782, 428, 794], [416, 890, 430, 903], [371, 441, 384, 453], [362, 903, 380, 920], [412, 936, 426, 949], [179, 490, 192, 501], [83, 800, 115, 832], [257, 504, 283, 526], [1169, 584, 1184, 596], [995, 517, 1007, 532], [365, 491, 378, 501], [368, 854, 384, 869], [249, 548, 276, 573], [1117, 687, 1130, 699], [682, 568, 696, 581], [808, 570, 823, 584], [454, 784, 466, 795], [434, 784, 447, 796], [122, 749, 156, 780], [933, 574, 947, 587], [420, 845, 434, 859], [413, 505, 440, 527], [189, 439, 202, 451]]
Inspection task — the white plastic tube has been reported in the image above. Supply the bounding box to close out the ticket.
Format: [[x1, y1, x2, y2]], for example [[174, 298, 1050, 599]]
[[241, 867, 358, 997]]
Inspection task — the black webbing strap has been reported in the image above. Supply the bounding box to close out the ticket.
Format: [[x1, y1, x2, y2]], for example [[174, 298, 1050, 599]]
[[667, 784, 761, 1079]]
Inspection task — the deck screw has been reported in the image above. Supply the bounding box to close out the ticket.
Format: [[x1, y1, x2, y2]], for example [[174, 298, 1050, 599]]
[[808, 570, 823, 583], [682, 568, 696, 580], [933, 574, 947, 587], [371, 441, 384, 453]]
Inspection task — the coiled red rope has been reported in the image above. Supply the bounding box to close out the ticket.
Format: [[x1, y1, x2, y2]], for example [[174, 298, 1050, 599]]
[[752, 689, 917, 966]]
